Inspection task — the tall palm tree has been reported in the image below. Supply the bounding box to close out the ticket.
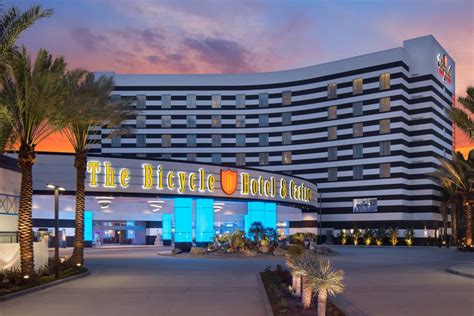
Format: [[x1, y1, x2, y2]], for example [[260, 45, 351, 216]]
[[286, 251, 320, 309], [435, 152, 473, 246], [0, 48, 68, 276], [451, 87, 474, 139], [307, 260, 345, 316], [0, 5, 53, 150], [61, 72, 130, 265]]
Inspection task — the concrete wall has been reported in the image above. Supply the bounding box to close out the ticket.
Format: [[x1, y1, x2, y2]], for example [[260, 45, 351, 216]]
[[0, 214, 18, 232], [0, 237, 49, 271]]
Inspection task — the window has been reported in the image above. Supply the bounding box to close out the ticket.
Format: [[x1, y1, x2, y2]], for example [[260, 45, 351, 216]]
[[328, 126, 337, 140], [380, 141, 391, 156], [353, 165, 363, 180], [380, 97, 390, 112], [328, 147, 337, 161], [282, 91, 291, 106], [212, 115, 221, 127], [259, 152, 269, 165], [236, 153, 245, 166], [353, 78, 363, 95], [282, 131, 291, 145], [236, 115, 245, 128], [212, 95, 221, 108], [111, 94, 121, 102], [186, 94, 196, 108], [328, 105, 337, 120], [380, 163, 391, 178], [212, 153, 221, 164], [187, 134, 196, 147], [282, 112, 291, 125], [353, 102, 363, 116], [187, 115, 196, 128], [259, 114, 268, 127], [161, 115, 171, 128], [137, 94, 146, 109], [161, 153, 171, 159], [380, 119, 390, 134], [259, 93, 269, 107], [212, 134, 221, 147], [236, 134, 245, 147], [380, 73, 390, 90], [136, 115, 146, 128], [162, 94, 171, 109], [236, 94, 245, 108], [162, 134, 171, 147], [328, 83, 337, 99], [282, 151, 292, 164], [136, 134, 146, 148], [328, 168, 337, 181], [353, 144, 363, 159], [187, 153, 196, 162], [353, 123, 363, 137], [259, 133, 269, 146], [111, 136, 121, 148]]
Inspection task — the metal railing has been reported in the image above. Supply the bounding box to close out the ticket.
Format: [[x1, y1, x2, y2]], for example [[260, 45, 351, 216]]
[[0, 231, 19, 243]]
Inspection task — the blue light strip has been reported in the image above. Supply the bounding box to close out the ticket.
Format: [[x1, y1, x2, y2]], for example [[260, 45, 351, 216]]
[[174, 198, 193, 242], [245, 202, 277, 236], [195, 198, 214, 242], [84, 211, 93, 241], [162, 213, 172, 240]]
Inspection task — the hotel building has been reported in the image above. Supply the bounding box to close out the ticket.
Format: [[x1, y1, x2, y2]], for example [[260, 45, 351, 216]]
[[1, 35, 455, 246]]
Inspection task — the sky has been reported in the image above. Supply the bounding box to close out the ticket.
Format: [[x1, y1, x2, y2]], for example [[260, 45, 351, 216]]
[[4, 0, 474, 154]]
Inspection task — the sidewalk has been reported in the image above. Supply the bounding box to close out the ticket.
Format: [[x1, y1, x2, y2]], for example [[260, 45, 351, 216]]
[[446, 263, 474, 279]]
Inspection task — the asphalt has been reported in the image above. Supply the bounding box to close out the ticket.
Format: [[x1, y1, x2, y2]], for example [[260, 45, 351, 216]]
[[0, 246, 473, 316]]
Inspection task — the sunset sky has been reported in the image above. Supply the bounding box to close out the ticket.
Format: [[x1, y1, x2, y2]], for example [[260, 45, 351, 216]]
[[5, 0, 474, 154]]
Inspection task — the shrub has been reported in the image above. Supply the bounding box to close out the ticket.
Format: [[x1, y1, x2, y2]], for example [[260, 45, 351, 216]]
[[339, 230, 347, 245], [289, 232, 306, 245], [363, 229, 374, 245], [286, 244, 305, 257], [375, 227, 387, 246], [388, 227, 399, 246], [226, 229, 248, 252], [352, 228, 361, 245], [404, 227, 415, 246]]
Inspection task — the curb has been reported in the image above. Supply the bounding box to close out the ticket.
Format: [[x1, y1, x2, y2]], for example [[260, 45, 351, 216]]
[[445, 268, 474, 279], [256, 273, 274, 316], [0, 270, 91, 302], [331, 295, 368, 316]]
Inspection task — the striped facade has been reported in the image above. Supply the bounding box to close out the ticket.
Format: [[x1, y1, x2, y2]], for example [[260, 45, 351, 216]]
[[90, 35, 455, 237]]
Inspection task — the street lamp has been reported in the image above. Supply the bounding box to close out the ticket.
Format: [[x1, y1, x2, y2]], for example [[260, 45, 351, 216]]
[[47, 184, 65, 279]]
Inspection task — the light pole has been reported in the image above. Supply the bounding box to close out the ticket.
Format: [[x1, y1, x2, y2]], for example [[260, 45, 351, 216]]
[[47, 184, 65, 279]]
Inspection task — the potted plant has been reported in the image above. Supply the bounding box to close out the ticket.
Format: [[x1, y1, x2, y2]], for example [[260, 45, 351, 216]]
[[375, 227, 387, 246], [388, 227, 399, 246], [363, 229, 374, 245], [404, 227, 415, 246], [352, 228, 361, 245]]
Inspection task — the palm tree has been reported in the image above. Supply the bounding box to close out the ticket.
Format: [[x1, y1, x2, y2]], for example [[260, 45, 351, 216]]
[[286, 251, 320, 309], [307, 260, 344, 316], [61, 72, 130, 265], [435, 152, 473, 246], [450, 87, 474, 139], [0, 48, 68, 276], [0, 5, 53, 150]]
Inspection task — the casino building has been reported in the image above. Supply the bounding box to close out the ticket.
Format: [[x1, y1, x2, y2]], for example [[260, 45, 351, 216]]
[[13, 35, 455, 246]]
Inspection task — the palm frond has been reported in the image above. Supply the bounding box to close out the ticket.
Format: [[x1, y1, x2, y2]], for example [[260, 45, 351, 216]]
[[307, 260, 344, 296]]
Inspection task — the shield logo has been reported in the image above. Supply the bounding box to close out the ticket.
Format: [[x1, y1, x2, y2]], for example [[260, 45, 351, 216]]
[[220, 169, 238, 195]]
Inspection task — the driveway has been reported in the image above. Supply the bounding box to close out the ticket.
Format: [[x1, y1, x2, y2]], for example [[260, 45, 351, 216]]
[[0, 246, 473, 316]]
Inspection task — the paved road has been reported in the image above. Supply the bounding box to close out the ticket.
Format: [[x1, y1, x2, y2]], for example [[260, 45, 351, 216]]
[[0, 246, 473, 316]]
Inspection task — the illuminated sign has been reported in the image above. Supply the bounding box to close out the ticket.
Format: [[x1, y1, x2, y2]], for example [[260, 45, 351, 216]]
[[436, 53, 452, 83], [353, 198, 377, 213], [86, 161, 312, 204]]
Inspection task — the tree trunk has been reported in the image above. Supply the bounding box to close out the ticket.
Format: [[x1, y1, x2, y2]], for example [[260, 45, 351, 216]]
[[302, 276, 312, 309], [17, 145, 36, 276], [292, 272, 301, 297], [450, 200, 458, 245], [440, 202, 447, 245], [317, 290, 328, 316], [70, 152, 87, 265], [463, 197, 472, 246]]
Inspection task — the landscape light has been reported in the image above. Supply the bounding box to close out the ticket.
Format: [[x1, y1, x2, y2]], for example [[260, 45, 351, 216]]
[[47, 184, 55, 189]]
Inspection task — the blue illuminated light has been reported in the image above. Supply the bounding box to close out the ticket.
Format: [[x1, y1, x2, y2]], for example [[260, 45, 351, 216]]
[[162, 213, 172, 240], [84, 211, 93, 241], [195, 198, 214, 242], [174, 198, 193, 242], [245, 202, 277, 236]]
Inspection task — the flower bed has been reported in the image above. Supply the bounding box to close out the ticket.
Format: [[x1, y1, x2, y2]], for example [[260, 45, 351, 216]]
[[260, 265, 344, 316]]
